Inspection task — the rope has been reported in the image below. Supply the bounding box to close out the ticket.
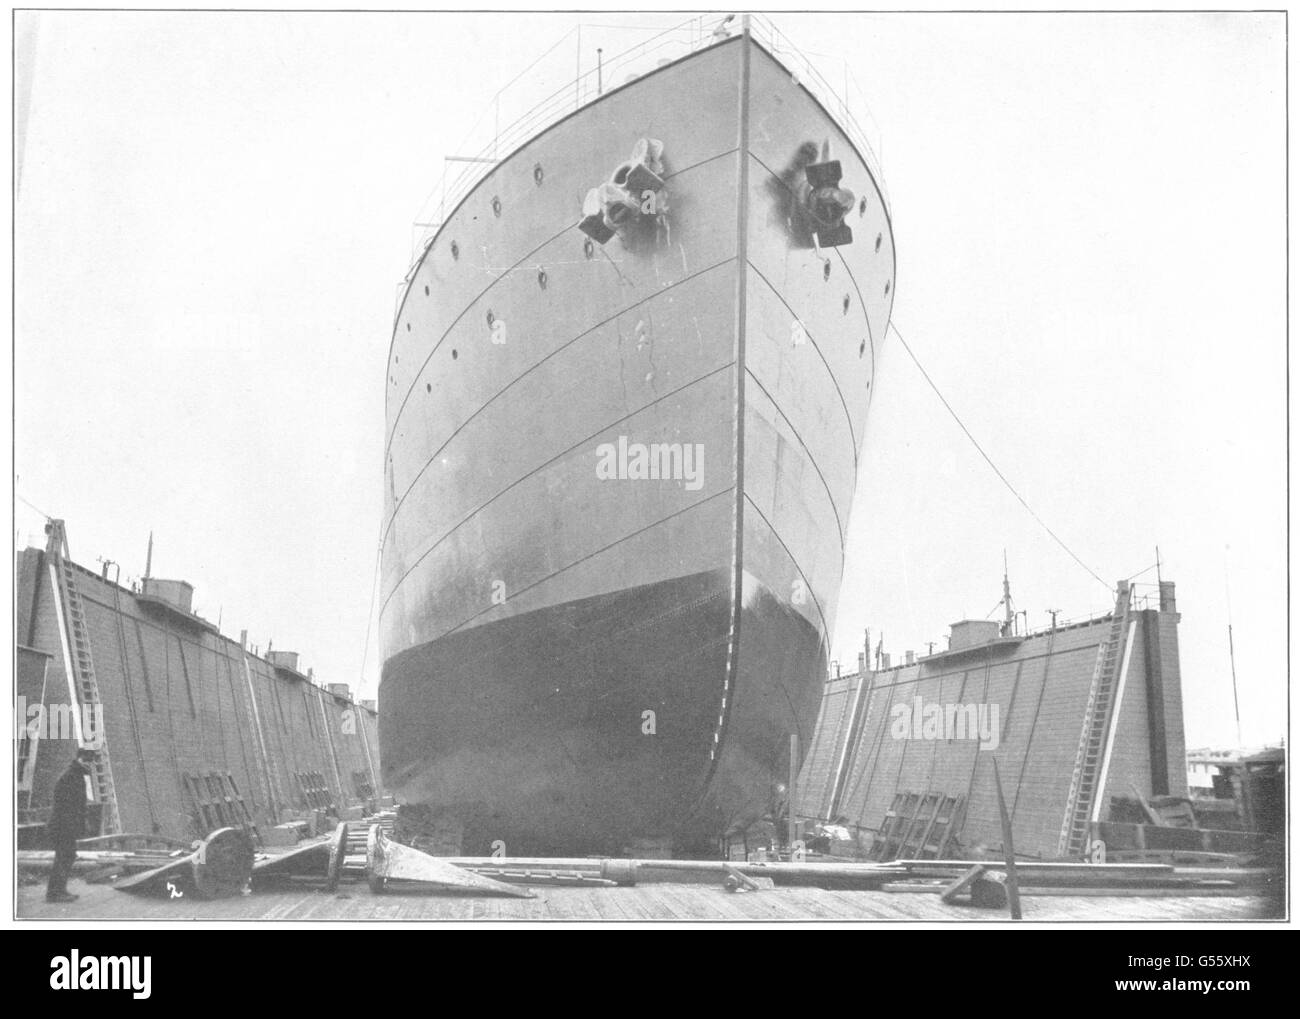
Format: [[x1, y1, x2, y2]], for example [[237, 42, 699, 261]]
[[357, 532, 384, 701], [1123, 561, 1161, 582], [889, 322, 1112, 593], [16, 493, 50, 519]]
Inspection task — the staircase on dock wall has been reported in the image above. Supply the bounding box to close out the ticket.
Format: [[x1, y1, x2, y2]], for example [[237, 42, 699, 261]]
[[1057, 581, 1132, 859], [46, 521, 122, 835]]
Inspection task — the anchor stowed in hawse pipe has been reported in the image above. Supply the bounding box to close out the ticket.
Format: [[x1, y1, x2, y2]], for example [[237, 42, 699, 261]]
[[773, 139, 857, 249], [578, 138, 669, 246], [579, 135, 855, 252]]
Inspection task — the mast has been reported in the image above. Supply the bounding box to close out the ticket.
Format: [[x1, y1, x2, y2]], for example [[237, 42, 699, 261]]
[[1001, 550, 1015, 636], [1225, 547, 1243, 747]]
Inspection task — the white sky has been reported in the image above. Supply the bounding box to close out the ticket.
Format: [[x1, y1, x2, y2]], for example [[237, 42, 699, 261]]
[[9, 9, 1287, 750]]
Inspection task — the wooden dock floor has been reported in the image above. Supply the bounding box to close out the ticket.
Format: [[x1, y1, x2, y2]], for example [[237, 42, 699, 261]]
[[15, 877, 1281, 923]]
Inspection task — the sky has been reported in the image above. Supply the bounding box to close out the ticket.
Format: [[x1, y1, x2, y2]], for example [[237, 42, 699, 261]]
[[9, 9, 1287, 750]]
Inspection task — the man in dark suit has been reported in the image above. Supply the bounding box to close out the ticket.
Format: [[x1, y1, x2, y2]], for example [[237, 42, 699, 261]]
[[46, 747, 96, 903]]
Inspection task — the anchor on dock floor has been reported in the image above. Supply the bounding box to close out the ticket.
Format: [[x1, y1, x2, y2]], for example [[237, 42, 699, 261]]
[[113, 827, 255, 900], [365, 826, 534, 898]]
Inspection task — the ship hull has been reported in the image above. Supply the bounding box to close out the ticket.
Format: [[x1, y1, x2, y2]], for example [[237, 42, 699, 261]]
[[380, 32, 895, 853], [381, 569, 826, 853]]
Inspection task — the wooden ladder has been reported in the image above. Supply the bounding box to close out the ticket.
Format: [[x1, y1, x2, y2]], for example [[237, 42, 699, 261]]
[[46, 521, 121, 835], [1057, 581, 1132, 859], [913, 794, 964, 859], [870, 792, 918, 861], [871, 792, 965, 861]]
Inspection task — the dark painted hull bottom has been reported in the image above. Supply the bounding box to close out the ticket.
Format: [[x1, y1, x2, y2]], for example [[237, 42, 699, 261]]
[[380, 571, 825, 856]]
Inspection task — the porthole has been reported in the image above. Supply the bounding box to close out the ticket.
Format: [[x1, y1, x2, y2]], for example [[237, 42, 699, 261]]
[[395, 356, 399, 364], [424, 284, 430, 296], [491, 196, 502, 217], [450, 241, 460, 260], [859, 340, 866, 358], [859, 197, 867, 216], [405, 323, 410, 332], [875, 233, 882, 253], [583, 238, 594, 259], [452, 349, 459, 360], [884, 280, 891, 296], [822, 261, 831, 282], [842, 294, 850, 315], [538, 268, 548, 289], [486, 310, 495, 327], [534, 164, 544, 186], [426, 382, 432, 393]]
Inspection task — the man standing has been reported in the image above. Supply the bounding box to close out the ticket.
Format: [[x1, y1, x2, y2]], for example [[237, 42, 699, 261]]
[[46, 747, 96, 903]]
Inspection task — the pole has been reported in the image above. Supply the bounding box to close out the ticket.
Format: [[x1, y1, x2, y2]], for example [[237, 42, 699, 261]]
[[316, 688, 346, 809], [1225, 547, 1243, 747], [992, 758, 1022, 919], [788, 733, 798, 850], [243, 654, 280, 824], [1228, 624, 1243, 747], [597, 48, 603, 95]]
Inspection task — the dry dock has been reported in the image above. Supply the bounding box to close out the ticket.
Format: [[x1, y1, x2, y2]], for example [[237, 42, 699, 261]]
[[14, 526, 1283, 924]]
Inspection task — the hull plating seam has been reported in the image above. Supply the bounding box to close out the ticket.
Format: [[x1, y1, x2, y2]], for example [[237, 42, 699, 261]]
[[379, 360, 735, 618], [383, 258, 736, 543], [744, 492, 831, 642], [384, 147, 742, 453], [439, 486, 735, 643], [744, 367, 846, 549], [747, 259, 863, 459]]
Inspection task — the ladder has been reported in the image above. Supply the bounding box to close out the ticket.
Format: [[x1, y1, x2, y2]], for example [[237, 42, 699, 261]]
[[46, 520, 122, 835], [1057, 581, 1131, 859]]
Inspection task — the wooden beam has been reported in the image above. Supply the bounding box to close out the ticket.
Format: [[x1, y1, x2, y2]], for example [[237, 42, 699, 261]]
[[940, 864, 985, 905]]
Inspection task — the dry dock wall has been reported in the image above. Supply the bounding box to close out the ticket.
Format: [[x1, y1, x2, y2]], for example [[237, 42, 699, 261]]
[[15, 547, 380, 840], [796, 588, 1187, 859]]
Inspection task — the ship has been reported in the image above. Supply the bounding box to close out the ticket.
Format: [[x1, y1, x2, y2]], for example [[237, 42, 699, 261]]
[[379, 15, 896, 855]]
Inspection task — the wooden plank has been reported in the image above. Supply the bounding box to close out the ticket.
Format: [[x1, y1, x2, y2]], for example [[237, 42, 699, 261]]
[[1129, 782, 1162, 825], [893, 859, 1176, 875], [77, 833, 192, 853], [1017, 884, 1246, 898], [940, 864, 986, 904]]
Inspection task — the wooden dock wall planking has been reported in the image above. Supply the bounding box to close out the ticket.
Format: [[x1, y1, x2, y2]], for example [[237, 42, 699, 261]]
[[795, 593, 1187, 859], [15, 546, 381, 840]]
